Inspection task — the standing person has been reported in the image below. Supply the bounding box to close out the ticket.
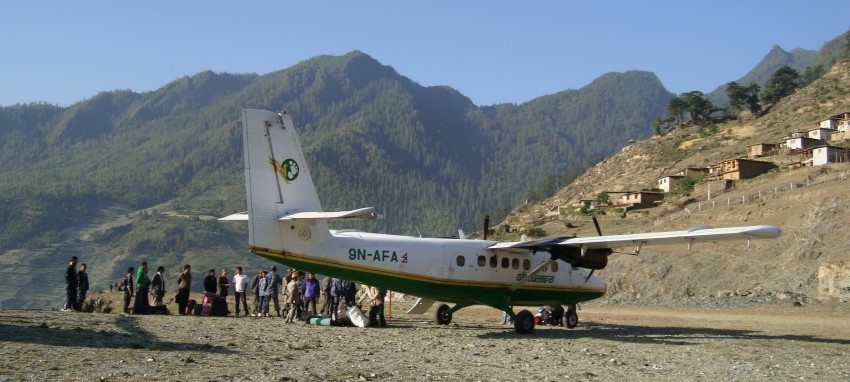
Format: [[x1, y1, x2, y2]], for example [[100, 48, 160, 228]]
[[218, 269, 230, 297], [302, 272, 320, 317], [133, 261, 151, 314], [256, 270, 269, 317], [232, 267, 249, 317], [341, 279, 357, 308], [122, 267, 135, 314], [250, 268, 262, 315], [203, 269, 217, 294], [283, 274, 301, 323], [62, 256, 78, 311], [76, 263, 89, 311], [176, 264, 192, 315], [329, 277, 343, 321], [150, 266, 166, 307], [267, 266, 282, 316], [319, 275, 332, 315], [358, 285, 386, 327]]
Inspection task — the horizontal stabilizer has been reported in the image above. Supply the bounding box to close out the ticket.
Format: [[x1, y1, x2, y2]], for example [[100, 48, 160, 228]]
[[279, 207, 381, 221], [219, 212, 249, 221]]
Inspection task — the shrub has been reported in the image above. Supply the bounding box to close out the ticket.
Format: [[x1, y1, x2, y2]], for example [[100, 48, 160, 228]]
[[81, 297, 113, 313]]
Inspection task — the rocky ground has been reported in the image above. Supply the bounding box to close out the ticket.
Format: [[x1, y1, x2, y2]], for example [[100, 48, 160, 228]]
[[1, 295, 848, 381]]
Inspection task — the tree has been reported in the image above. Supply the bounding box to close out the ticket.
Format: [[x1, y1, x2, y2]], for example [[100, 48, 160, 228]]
[[726, 81, 761, 116], [799, 64, 826, 88], [680, 91, 714, 125], [761, 66, 799, 105], [594, 192, 610, 206], [653, 117, 665, 136], [667, 96, 686, 129]]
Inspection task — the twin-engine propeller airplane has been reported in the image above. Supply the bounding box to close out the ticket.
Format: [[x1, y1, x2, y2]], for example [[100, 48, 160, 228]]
[[222, 108, 782, 334]]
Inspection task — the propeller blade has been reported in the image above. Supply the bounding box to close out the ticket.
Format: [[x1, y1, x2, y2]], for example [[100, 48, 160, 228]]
[[592, 215, 602, 236], [483, 214, 490, 240]]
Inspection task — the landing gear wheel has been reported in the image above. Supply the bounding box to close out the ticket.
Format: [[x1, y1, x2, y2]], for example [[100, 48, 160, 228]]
[[514, 310, 535, 334], [564, 305, 578, 329], [434, 303, 452, 325]]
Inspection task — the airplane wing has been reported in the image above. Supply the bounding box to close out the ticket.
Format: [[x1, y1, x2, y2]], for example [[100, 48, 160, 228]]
[[489, 224, 781, 271], [219, 208, 382, 222], [219, 212, 249, 221], [279, 207, 381, 221], [558, 224, 781, 249], [491, 225, 781, 251]]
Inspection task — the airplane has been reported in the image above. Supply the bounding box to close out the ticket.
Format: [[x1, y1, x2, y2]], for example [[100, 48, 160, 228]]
[[221, 108, 782, 334]]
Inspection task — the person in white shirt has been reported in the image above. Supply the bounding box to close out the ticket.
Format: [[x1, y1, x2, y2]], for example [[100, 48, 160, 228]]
[[232, 267, 249, 316]]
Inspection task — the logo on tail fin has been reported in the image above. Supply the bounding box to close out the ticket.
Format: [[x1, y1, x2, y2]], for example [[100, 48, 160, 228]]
[[270, 157, 300, 183]]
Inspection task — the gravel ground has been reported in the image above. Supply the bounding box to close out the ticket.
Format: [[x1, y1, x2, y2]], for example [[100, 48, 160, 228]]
[[1, 299, 848, 381]]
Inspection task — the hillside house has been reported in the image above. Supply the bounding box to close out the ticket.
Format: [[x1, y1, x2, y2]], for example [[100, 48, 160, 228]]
[[706, 158, 775, 181], [657, 175, 686, 193], [818, 113, 850, 129], [782, 135, 826, 151], [817, 117, 841, 129], [574, 199, 595, 209], [619, 191, 664, 210], [747, 143, 778, 159], [676, 167, 710, 178], [804, 145, 850, 166], [808, 127, 837, 141]]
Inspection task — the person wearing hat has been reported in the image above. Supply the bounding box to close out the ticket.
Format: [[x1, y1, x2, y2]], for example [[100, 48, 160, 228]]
[[266, 266, 283, 316]]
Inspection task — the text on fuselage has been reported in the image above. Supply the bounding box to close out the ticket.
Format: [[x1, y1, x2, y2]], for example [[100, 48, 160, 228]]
[[348, 248, 408, 263]]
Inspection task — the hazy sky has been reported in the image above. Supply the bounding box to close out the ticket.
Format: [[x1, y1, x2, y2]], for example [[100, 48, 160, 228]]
[[1, 1, 846, 107]]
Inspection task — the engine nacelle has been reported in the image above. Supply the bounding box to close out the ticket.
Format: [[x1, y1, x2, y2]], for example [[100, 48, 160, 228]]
[[548, 247, 611, 270]]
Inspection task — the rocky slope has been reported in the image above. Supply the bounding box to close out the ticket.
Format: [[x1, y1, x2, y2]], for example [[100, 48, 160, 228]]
[[493, 61, 850, 303]]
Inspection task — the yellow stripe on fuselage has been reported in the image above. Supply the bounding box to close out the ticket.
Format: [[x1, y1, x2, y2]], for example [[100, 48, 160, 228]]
[[250, 246, 605, 294]]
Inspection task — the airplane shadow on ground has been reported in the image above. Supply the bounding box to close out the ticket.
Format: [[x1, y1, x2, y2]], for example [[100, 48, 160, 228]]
[[0, 311, 235, 353], [475, 321, 850, 346]]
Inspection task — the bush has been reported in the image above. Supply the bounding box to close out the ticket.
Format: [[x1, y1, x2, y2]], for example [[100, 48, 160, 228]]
[[525, 227, 547, 237], [81, 297, 113, 313]]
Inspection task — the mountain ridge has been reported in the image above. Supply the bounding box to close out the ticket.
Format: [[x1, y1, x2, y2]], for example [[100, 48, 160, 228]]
[[0, 51, 669, 309]]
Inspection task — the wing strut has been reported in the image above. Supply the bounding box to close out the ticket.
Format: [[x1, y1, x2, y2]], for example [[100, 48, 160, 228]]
[[508, 257, 555, 292]]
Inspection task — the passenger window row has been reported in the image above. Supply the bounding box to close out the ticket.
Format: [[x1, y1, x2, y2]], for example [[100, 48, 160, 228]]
[[456, 255, 559, 272]]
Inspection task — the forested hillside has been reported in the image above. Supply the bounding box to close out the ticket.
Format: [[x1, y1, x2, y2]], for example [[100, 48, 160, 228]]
[[0, 51, 670, 308], [0, 51, 670, 243]]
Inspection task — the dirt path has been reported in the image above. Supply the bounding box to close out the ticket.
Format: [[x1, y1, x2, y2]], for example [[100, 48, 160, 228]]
[[1, 302, 848, 381]]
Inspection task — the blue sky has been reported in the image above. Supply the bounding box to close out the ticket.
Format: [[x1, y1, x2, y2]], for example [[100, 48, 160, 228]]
[[1, 1, 846, 107]]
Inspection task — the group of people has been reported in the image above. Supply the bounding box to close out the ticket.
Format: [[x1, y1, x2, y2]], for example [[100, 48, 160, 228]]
[[62, 256, 89, 311], [107, 261, 387, 327], [118, 261, 167, 314]]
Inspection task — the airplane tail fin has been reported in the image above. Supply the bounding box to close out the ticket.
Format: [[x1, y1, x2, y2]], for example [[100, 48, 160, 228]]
[[241, 109, 327, 252]]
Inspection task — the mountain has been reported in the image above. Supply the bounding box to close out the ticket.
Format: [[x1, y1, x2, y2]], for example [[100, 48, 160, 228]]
[[706, 45, 818, 105], [706, 30, 850, 106], [496, 59, 850, 303], [0, 51, 672, 308]]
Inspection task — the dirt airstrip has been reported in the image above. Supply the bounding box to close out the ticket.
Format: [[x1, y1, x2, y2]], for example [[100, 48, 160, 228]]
[[0, 299, 848, 381]]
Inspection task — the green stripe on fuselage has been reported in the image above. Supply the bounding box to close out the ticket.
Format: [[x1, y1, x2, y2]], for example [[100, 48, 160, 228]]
[[253, 248, 605, 311]]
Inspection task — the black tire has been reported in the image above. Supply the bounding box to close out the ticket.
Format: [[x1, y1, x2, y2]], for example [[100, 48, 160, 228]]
[[434, 303, 452, 325], [514, 310, 535, 334], [564, 307, 578, 329]]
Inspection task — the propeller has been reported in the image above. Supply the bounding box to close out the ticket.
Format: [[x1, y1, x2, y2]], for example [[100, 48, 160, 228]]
[[592, 215, 602, 236], [483, 214, 491, 240]]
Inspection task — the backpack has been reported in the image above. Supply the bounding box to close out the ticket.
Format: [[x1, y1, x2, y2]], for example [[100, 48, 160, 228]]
[[186, 299, 197, 316]]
